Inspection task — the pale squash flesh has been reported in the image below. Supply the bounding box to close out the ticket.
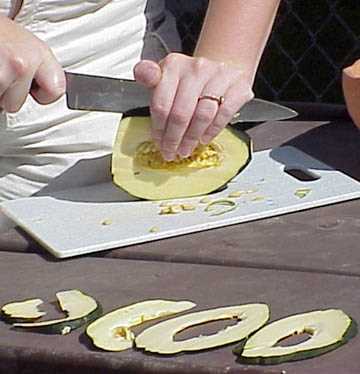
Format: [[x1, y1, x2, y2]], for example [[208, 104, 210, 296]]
[[111, 116, 251, 200]]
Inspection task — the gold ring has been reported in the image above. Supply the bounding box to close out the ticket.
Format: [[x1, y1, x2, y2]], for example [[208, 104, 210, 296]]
[[198, 95, 225, 106]]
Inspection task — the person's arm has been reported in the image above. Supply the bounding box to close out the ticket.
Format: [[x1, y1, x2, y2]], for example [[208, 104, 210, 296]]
[[0, 14, 65, 113], [194, 0, 280, 87], [135, 0, 280, 161]]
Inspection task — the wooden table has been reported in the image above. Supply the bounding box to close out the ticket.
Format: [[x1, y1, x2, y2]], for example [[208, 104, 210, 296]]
[[1, 251, 360, 374], [0, 103, 359, 373]]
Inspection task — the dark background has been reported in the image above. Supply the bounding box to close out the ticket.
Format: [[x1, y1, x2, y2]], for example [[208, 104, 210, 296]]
[[167, 0, 360, 104]]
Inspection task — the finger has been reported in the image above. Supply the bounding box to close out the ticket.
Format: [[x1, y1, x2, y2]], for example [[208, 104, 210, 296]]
[[177, 73, 232, 157], [0, 54, 18, 99], [30, 50, 65, 104], [0, 56, 34, 113], [176, 97, 218, 158], [149, 58, 180, 151], [160, 77, 204, 160], [134, 60, 162, 88], [201, 85, 254, 144]]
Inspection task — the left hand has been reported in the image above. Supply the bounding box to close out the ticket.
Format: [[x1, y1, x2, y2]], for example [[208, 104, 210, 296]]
[[134, 53, 254, 161]]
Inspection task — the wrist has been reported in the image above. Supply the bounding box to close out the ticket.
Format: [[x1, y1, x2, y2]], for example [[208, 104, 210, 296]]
[[193, 51, 256, 87]]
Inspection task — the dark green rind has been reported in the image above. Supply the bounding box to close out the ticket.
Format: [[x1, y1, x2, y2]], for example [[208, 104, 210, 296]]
[[12, 304, 103, 335], [234, 318, 357, 365], [212, 128, 252, 194], [1, 311, 43, 325], [232, 307, 271, 357], [232, 338, 247, 356]]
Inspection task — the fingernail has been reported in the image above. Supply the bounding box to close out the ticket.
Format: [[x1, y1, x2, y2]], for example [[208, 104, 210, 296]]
[[163, 152, 176, 161], [178, 147, 191, 158], [200, 135, 211, 145]]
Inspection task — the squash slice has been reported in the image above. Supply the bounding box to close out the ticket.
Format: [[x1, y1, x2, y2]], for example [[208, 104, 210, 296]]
[[8, 289, 101, 335], [86, 299, 195, 351], [234, 309, 357, 365], [135, 303, 269, 354], [111, 116, 251, 200]]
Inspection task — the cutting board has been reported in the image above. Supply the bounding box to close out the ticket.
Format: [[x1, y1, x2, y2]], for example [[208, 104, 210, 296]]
[[2, 146, 360, 258]]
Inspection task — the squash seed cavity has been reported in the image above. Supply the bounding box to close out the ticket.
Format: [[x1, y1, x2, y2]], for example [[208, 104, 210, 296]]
[[135, 141, 224, 170]]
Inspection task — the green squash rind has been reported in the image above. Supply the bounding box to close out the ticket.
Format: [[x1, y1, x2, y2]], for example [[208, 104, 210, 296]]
[[11, 304, 103, 335]]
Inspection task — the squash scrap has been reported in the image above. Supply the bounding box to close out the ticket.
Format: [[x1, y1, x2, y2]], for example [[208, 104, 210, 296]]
[[180, 203, 196, 211], [204, 199, 237, 216], [199, 197, 212, 204], [159, 205, 182, 215], [1, 299, 46, 322], [295, 188, 311, 199], [228, 191, 246, 198], [158, 203, 196, 215]]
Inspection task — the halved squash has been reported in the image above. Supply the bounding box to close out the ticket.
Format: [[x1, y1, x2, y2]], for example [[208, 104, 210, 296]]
[[112, 116, 251, 200], [5, 290, 101, 335]]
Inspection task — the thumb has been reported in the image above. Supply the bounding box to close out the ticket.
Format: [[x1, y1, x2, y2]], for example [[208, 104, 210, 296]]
[[134, 60, 162, 88], [30, 51, 66, 104]]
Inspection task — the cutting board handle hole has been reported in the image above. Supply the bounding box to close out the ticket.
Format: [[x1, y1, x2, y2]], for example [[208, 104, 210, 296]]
[[284, 166, 320, 182]]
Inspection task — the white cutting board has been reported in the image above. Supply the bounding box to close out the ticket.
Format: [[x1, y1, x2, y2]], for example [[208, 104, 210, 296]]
[[2, 146, 360, 258]]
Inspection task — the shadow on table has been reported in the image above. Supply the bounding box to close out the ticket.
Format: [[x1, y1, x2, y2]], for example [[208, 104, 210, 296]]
[[35, 155, 139, 204], [270, 119, 360, 181]]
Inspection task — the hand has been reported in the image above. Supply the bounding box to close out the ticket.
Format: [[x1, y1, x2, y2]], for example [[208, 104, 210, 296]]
[[0, 15, 65, 113], [134, 53, 254, 161]]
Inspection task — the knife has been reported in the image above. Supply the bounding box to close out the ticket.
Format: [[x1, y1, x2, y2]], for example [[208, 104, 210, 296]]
[[65, 71, 297, 124]]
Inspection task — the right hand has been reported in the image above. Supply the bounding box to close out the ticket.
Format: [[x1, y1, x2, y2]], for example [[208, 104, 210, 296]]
[[0, 15, 65, 113]]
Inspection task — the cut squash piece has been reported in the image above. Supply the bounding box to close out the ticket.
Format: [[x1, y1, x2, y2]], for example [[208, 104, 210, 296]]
[[1, 298, 46, 323], [12, 289, 101, 335], [135, 303, 269, 354], [86, 299, 195, 351], [234, 309, 357, 365], [111, 116, 251, 200]]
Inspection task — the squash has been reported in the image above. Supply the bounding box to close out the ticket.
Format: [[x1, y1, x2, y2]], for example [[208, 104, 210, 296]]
[[111, 116, 251, 200], [86, 299, 195, 351], [135, 303, 269, 354], [343, 59, 360, 130], [1, 298, 46, 323], [3, 290, 102, 335], [234, 309, 357, 365]]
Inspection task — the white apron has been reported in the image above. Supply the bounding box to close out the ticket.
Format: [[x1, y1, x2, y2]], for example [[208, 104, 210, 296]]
[[0, 0, 148, 201]]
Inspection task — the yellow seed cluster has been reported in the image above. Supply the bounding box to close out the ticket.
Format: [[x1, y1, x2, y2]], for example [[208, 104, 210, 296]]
[[135, 141, 223, 170]]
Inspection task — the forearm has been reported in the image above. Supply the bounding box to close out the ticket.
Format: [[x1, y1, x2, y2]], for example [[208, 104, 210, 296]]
[[194, 0, 280, 85]]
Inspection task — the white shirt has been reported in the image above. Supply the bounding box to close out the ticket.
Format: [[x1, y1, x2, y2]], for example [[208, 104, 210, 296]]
[[0, 0, 148, 200]]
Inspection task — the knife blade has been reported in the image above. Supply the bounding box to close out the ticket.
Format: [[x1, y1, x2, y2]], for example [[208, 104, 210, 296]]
[[65, 71, 297, 123]]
